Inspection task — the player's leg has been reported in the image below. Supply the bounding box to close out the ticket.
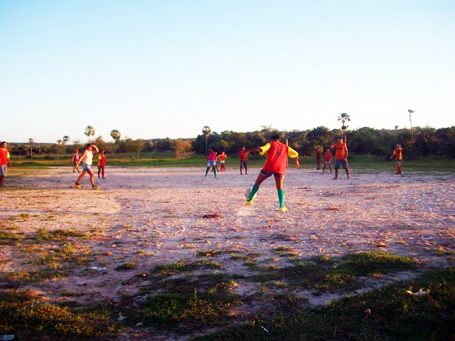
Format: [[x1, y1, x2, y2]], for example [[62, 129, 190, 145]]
[[333, 160, 340, 180], [274, 174, 286, 210], [247, 171, 271, 203]]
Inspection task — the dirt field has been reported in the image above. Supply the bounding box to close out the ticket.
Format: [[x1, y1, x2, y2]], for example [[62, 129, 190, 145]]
[[1, 166, 454, 339]]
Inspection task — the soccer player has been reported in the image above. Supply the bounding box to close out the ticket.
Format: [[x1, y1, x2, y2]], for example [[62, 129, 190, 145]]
[[0, 141, 11, 187], [218, 151, 227, 172], [315, 148, 322, 170], [75, 144, 99, 189], [245, 134, 300, 212], [205, 147, 218, 178], [390, 144, 403, 174], [72, 149, 80, 173], [97, 150, 107, 179], [331, 137, 350, 180], [322, 148, 333, 174], [238, 146, 250, 175]]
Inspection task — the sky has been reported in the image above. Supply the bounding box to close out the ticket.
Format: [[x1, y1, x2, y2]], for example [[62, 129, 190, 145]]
[[1, 0, 454, 143]]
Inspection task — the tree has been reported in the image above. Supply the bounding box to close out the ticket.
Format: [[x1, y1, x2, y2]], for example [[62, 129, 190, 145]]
[[110, 130, 121, 142], [337, 113, 351, 140], [85, 126, 95, 141], [28, 138, 34, 157], [202, 126, 211, 155], [63, 136, 70, 144]]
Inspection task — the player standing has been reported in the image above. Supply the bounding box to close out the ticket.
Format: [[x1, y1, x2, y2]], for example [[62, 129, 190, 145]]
[[245, 134, 300, 212]]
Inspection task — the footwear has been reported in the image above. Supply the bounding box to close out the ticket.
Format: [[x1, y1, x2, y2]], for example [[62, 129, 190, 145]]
[[92, 186, 99, 190], [75, 183, 81, 189], [102, 177, 106, 180], [245, 200, 254, 206], [279, 206, 288, 212]]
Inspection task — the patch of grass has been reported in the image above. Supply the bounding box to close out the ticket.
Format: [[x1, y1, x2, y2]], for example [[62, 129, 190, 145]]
[[36, 227, 85, 242], [0, 230, 24, 244], [273, 246, 293, 252], [196, 267, 455, 341], [340, 251, 415, 276], [115, 262, 136, 271], [0, 290, 119, 339], [196, 249, 238, 257]]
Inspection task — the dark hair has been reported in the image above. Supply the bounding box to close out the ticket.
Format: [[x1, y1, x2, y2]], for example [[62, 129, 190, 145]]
[[86, 143, 92, 148], [270, 134, 280, 141]]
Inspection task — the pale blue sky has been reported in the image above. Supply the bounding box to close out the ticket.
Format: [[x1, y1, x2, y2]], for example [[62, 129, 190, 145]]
[[1, 0, 454, 143]]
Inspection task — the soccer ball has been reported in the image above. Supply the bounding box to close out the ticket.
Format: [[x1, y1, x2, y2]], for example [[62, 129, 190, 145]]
[[245, 188, 257, 201]]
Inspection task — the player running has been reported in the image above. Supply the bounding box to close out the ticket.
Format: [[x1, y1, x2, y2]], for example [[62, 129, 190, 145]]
[[245, 134, 300, 212], [390, 144, 403, 174], [75, 144, 100, 189]]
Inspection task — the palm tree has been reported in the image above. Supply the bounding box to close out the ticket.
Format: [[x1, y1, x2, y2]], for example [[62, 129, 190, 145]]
[[202, 126, 211, 156], [84, 126, 95, 141], [110, 129, 121, 141], [408, 109, 415, 143], [28, 138, 34, 157], [63, 136, 70, 144], [337, 113, 351, 140]]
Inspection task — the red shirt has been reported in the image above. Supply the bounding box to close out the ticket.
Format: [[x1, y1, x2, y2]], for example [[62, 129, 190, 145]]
[[239, 150, 248, 161], [208, 151, 217, 162], [261, 141, 290, 175], [0, 148, 9, 165], [99, 154, 107, 166], [219, 153, 227, 161], [324, 152, 332, 162], [332, 142, 347, 160], [394, 148, 403, 160]]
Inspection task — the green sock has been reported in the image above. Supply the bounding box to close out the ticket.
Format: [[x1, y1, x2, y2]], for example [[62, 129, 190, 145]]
[[248, 184, 259, 201], [213, 169, 217, 178], [277, 189, 284, 207], [205, 168, 209, 177]]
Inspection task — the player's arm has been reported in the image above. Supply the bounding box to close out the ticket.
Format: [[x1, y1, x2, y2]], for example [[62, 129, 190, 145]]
[[288, 146, 300, 168], [389, 150, 395, 159], [344, 147, 348, 161], [76, 150, 87, 167], [92, 145, 99, 154]]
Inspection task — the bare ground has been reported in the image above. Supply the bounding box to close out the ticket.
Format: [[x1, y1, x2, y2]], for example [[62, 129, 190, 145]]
[[1, 166, 454, 339]]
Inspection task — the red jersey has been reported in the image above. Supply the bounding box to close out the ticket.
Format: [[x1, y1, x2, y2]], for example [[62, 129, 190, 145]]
[[98, 154, 107, 166], [332, 142, 347, 160], [239, 150, 248, 161], [208, 151, 217, 162], [324, 152, 332, 162], [0, 148, 9, 165], [219, 153, 227, 161], [260, 141, 298, 175], [394, 148, 403, 160]]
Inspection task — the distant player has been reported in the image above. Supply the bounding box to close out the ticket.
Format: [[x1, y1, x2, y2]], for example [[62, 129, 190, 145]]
[[0, 141, 11, 187], [238, 146, 250, 175], [331, 137, 350, 180], [97, 150, 107, 179], [75, 144, 99, 189], [322, 148, 332, 174], [205, 147, 218, 178], [218, 151, 227, 172], [245, 134, 300, 212], [390, 144, 403, 174], [72, 149, 80, 173]]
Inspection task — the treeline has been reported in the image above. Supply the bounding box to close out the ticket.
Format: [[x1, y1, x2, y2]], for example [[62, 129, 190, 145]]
[[9, 126, 455, 159], [194, 126, 455, 159]]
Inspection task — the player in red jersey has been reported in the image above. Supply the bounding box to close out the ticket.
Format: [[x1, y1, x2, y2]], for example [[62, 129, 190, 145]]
[[97, 150, 107, 179], [0, 141, 11, 187], [245, 134, 300, 212], [218, 151, 227, 172], [390, 144, 403, 174], [238, 146, 250, 175], [330, 137, 350, 180], [322, 148, 333, 174]]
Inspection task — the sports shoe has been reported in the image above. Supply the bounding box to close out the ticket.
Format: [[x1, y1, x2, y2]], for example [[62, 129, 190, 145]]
[[92, 185, 99, 190], [75, 183, 81, 189], [245, 200, 254, 206], [279, 206, 288, 212]]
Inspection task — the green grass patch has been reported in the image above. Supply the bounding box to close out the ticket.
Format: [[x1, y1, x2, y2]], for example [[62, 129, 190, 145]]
[[196, 267, 455, 341], [0, 230, 24, 244], [0, 290, 119, 339]]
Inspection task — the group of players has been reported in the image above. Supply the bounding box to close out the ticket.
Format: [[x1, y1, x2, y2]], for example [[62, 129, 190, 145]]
[[0, 138, 404, 212], [204, 136, 404, 212]]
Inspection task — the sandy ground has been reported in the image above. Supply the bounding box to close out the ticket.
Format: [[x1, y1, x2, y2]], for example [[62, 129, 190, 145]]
[[1, 166, 454, 308]]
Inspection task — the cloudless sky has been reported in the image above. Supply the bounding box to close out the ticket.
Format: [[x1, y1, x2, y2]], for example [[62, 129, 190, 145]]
[[1, 0, 454, 143]]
